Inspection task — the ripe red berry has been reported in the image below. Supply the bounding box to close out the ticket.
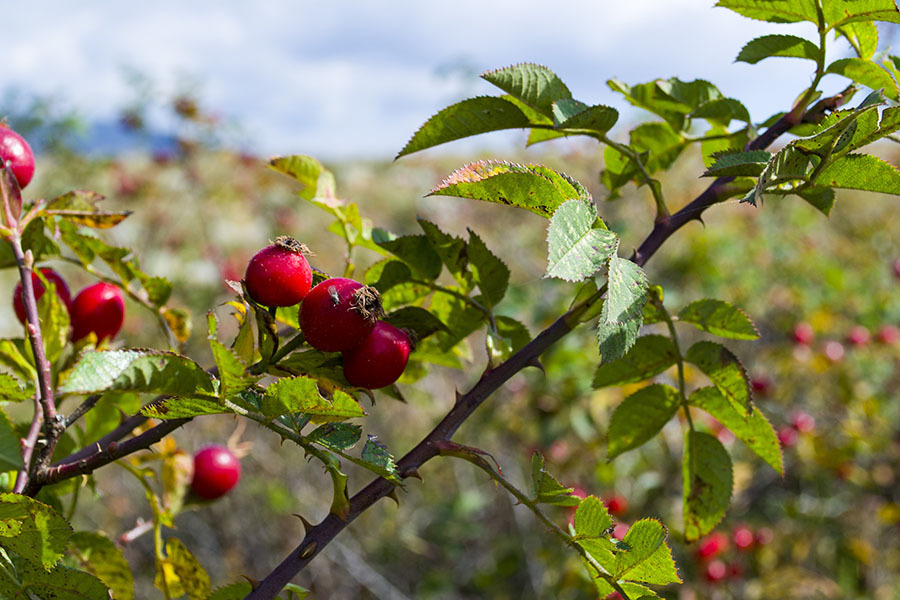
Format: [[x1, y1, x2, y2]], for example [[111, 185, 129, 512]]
[[751, 375, 772, 396], [13, 268, 71, 324], [0, 126, 35, 189], [823, 340, 845, 362], [70, 282, 125, 342], [733, 525, 754, 551], [847, 325, 870, 347], [755, 527, 773, 546], [696, 532, 729, 560], [894, 257, 900, 280], [244, 236, 312, 307], [300, 278, 383, 352], [604, 494, 628, 517], [191, 445, 241, 500], [342, 322, 412, 389], [777, 426, 798, 447], [790, 410, 816, 433], [792, 322, 814, 345], [705, 560, 727, 583], [877, 325, 900, 345]]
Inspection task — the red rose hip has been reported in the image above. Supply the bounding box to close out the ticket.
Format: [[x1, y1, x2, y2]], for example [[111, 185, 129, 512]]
[[300, 278, 383, 352], [0, 126, 35, 189], [71, 282, 125, 342], [244, 236, 312, 307], [191, 445, 241, 500], [342, 322, 412, 389], [13, 268, 71, 324]]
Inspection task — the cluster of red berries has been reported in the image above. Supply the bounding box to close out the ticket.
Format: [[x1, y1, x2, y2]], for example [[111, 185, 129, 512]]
[[792, 321, 900, 364], [244, 237, 412, 389], [12, 269, 125, 343], [696, 525, 772, 584]]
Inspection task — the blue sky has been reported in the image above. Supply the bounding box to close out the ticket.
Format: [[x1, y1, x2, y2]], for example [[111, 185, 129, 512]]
[[1, 1, 867, 159]]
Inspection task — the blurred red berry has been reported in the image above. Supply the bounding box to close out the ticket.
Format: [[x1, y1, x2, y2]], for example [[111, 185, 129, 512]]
[[877, 325, 900, 345], [751, 376, 772, 396], [755, 527, 773, 546], [727, 562, 744, 579], [612, 523, 629, 540], [733, 525, 754, 551], [894, 257, 900, 279], [604, 494, 628, 517], [705, 559, 727, 583], [847, 325, 870, 347], [792, 322, 814, 345], [697, 532, 729, 560], [823, 340, 845, 362], [778, 426, 798, 447], [790, 410, 816, 433], [605, 593, 624, 600]]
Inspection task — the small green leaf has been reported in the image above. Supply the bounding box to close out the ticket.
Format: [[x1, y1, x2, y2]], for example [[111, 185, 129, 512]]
[[613, 518, 666, 579], [418, 219, 471, 290], [373, 233, 443, 281], [715, 0, 817, 24], [0, 373, 31, 403], [358, 435, 399, 481], [141, 397, 231, 420], [0, 409, 24, 472], [429, 160, 585, 218], [0, 492, 72, 569], [677, 299, 759, 340], [307, 423, 362, 451], [0, 219, 60, 269], [383, 307, 447, 341], [826, 58, 899, 100], [397, 96, 531, 158], [624, 540, 682, 585], [481, 63, 572, 118], [702, 150, 771, 177], [815, 153, 900, 195], [691, 98, 751, 126], [208, 314, 262, 400], [207, 582, 254, 600], [17, 561, 110, 600], [593, 335, 678, 388], [166, 537, 211, 600], [530, 452, 578, 506], [608, 384, 680, 459], [556, 104, 619, 134], [683, 431, 733, 541], [690, 387, 783, 474], [685, 341, 751, 416], [796, 187, 836, 216], [466, 229, 509, 307], [598, 251, 648, 362], [0, 340, 35, 382], [429, 289, 487, 351], [545, 200, 618, 282], [69, 531, 134, 600], [837, 20, 879, 59], [268, 155, 336, 203], [573, 495, 613, 538], [261, 376, 366, 421], [59, 350, 216, 398], [736, 34, 820, 64]]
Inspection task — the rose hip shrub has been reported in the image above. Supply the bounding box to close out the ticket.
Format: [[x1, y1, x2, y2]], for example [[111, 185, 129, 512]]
[[5, 5, 900, 598]]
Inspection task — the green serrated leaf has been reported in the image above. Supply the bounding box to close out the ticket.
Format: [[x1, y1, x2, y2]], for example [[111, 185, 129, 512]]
[[268, 155, 336, 203], [624, 539, 682, 585], [815, 153, 900, 194], [598, 251, 648, 362], [208, 332, 261, 400], [59, 350, 216, 398], [17, 561, 110, 600], [838, 20, 879, 59], [0, 219, 60, 269], [702, 150, 771, 177], [383, 306, 447, 341], [307, 423, 362, 451], [556, 104, 619, 134], [207, 582, 254, 600], [373, 233, 443, 281], [34, 273, 70, 365], [397, 96, 532, 157], [613, 518, 666, 579], [0, 340, 35, 383], [690, 387, 783, 474], [736, 34, 820, 64], [593, 335, 678, 388], [608, 384, 680, 459], [691, 98, 751, 126], [141, 397, 231, 420], [429, 289, 486, 351], [715, 0, 817, 24], [418, 219, 471, 290], [0, 373, 31, 403], [261, 376, 365, 421], [827, 58, 899, 99], [796, 186, 836, 215], [573, 495, 613, 538], [481, 63, 572, 118], [429, 160, 582, 218], [359, 435, 399, 480], [824, 0, 900, 28], [683, 430, 733, 542], [685, 341, 751, 416], [466, 229, 509, 307], [530, 452, 578, 506], [545, 200, 617, 282], [677, 299, 759, 340], [0, 409, 24, 472], [69, 531, 134, 600], [165, 537, 210, 600], [0, 492, 72, 569]]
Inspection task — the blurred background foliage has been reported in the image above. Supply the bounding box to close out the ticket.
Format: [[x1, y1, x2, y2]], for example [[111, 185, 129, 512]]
[[3, 84, 900, 600]]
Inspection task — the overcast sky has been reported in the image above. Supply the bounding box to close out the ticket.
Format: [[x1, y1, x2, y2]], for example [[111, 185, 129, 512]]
[[1, 1, 871, 160]]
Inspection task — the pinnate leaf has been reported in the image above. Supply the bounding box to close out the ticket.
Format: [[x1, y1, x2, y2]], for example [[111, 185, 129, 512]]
[[59, 350, 216, 398], [685, 341, 751, 415], [608, 384, 680, 459], [0, 492, 72, 569], [430, 160, 586, 218], [690, 387, 783, 474], [530, 452, 578, 506], [481, 63, 572, 118], [736, 34, 820, 64], [69, 531, 134, 600], [545, 199, 617, 282], [593, 335, 678, 388], [261, 376, 365, 421], [397, 96, 531, 157], [683, 431, 733, 541], [677, 299, 759, 340]]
